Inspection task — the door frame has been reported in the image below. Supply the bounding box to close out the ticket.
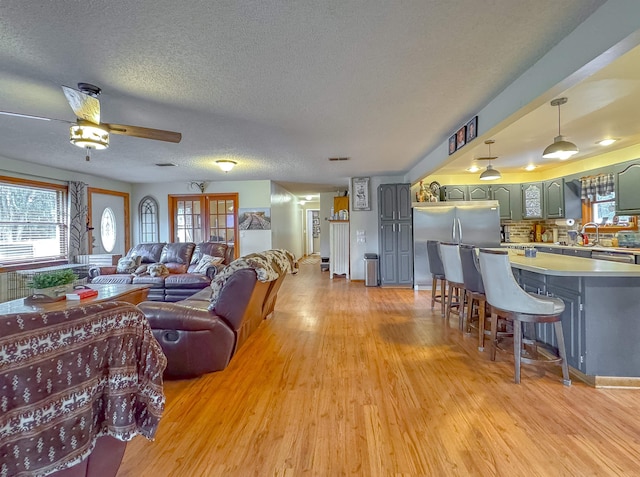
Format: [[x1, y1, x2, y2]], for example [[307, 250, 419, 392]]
[[87, 187, 131, 254]]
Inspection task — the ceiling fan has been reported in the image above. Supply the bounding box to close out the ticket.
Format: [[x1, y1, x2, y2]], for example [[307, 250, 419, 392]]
[[0, 82, 182, 160]]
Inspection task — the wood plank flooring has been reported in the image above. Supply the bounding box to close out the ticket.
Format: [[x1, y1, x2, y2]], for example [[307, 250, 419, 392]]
[[118, 256, 640, 476]]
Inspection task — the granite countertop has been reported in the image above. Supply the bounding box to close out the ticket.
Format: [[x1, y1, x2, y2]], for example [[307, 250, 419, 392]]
[[507, 250, 640, 277], [502, 242, 640, 255]]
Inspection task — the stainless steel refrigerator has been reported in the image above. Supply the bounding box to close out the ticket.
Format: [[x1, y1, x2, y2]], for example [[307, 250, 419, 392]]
[[413, 201, 501, 288]]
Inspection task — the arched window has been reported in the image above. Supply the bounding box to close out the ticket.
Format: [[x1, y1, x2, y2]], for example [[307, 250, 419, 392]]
[[100, 207, 117, 252], [139, 196, 159, 243]]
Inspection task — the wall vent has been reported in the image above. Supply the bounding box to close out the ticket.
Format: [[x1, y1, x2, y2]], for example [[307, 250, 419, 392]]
[[155, 163, 177, 167], [328, 157, 350, 161]]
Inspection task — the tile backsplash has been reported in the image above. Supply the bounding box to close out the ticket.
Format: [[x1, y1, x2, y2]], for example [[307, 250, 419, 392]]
[[502, 219, 616, 244]]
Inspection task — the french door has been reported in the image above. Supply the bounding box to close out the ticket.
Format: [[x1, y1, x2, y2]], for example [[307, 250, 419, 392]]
[[169, 194, 239, 258]]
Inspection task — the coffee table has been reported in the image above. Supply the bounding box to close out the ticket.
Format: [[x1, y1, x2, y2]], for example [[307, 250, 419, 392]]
[[0, 283, 151, 315]]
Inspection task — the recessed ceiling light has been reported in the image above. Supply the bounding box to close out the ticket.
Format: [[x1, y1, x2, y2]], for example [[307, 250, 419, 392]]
[[597, 138, 617, 146], [524, 164, 537, 171], [305, 195, 313, 201], [467, 165, 480, 173]]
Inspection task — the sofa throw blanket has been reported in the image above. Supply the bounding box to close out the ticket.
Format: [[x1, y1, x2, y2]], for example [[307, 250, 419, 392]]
[[209, 249, 297, 310], [0, 301, 166, 477]]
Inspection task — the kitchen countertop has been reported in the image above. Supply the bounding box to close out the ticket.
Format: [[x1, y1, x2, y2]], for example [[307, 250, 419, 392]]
[[502, 242, 640, 255], [507, 250, 640, 277]]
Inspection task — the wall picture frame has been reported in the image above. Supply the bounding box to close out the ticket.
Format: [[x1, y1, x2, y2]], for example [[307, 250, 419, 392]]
[[466, 116, 478, 143], [456, 126, 466, 149], [351, 177, 371, 211], [448, 134, 457, 155]]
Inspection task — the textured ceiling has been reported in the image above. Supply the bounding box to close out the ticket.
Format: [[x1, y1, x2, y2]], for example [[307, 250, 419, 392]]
[[0, 0, 605, 194]]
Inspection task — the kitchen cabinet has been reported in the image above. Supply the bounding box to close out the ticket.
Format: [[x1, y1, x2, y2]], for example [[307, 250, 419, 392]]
[[443, 185, 467, 201], [521, 182, 544, 219], [379, 183, 411, 221], [544, 179, 564, 219], [491, 184, 522, 220], [562, 248, 591, 258], [378, 183, 413, 287], [468, 185, 491, 201], [615, 163, 640, 215], [535, 246, 562, 254]]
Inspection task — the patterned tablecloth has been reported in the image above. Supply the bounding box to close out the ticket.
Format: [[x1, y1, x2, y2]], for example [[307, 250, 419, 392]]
[[0, 301, 167, 477]]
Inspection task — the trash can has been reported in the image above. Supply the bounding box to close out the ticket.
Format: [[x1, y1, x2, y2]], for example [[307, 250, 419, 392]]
[[364, 253, 379, 287]]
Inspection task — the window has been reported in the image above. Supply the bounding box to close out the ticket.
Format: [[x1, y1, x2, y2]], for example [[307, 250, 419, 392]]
[[100, 207, 117, 252], [139, 196, 159, 242], [0, 176, 68, 265], [582, 190, 637, 231]]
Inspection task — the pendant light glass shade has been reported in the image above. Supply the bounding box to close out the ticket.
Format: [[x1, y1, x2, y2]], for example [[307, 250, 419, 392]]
[[542, 98, 578, 160], [478, 139, 501, 180], [479, 164, 501, 180]]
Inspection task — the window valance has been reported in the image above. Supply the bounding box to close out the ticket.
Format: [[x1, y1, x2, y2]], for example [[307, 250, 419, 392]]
[[580, 173, 614, 201]]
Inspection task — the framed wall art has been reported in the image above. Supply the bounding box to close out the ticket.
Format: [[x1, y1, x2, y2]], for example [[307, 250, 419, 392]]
[[351, 177, 371, 211], [456, 126, 466, 149], [448, 134, 457, 155], [466, 116, 478, 143]]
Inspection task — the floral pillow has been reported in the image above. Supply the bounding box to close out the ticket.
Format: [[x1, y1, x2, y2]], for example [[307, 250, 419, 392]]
[[148, 263, 170, 277], [116, 256, 142, 274], [193, 254, 224, 274]]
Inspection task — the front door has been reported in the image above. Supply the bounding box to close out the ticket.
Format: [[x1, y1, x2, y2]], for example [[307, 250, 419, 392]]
[[88, 188, 130, 256]]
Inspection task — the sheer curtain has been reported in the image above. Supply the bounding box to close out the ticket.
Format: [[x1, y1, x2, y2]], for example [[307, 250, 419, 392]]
[[68, 181, 89, 263]]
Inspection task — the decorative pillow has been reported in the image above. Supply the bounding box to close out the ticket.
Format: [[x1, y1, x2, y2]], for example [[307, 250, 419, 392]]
[[116, 256, 142, 274], [193, 254, 224, 274], [147, 263, 170, 277], [133, 264, 149, 276]]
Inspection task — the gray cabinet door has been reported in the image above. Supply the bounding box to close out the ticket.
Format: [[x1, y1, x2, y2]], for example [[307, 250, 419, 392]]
[[397, 222, 414, 286], [396, 183, 412, 221], [379, 223, 397, 285], [616, 163, 640, 215], [379, 184, 397, 221], [521, 182, 544, 219], [444, 185, 467, 201], [468, 185, 491, 201], [544, 179, 565, 218], [491, 184, 521, 220]]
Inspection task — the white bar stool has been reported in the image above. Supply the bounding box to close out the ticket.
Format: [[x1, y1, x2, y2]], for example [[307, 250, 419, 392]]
[[478, 248, 571, 386], [427, 240, 447, 316], [438, 242, 466, 330]]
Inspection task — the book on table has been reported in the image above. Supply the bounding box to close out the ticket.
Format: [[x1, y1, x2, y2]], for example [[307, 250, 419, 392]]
[[66, 288, 99, 300]]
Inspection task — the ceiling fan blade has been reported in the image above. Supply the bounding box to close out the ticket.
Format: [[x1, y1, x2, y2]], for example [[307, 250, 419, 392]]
[[0, 111, 72, 123], [105, 123, 182, 143], [62, 85, 100, 124]]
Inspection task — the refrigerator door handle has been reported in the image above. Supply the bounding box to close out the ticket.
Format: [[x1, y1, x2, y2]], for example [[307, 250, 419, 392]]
[[457, 218, 462, 243], [452, 218, 457, 241]]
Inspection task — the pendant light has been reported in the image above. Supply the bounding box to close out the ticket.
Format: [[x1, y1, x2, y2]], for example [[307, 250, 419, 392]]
[[542, 97, 578, 160], [478, 140, 501, 181]]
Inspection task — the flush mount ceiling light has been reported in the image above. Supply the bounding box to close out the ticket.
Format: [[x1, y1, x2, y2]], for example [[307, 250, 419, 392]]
[[542, 97, 578, 160], [597, 138, 617, 146], [216, 159, 237, 172], [478, 140, 501, 181], [524, 164, 537, 171], [70, 121, 109, 150], [466, 165, 480, 173]]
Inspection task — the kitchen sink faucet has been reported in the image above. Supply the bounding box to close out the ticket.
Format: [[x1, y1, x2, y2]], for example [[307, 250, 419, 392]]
[[581, 222, 599, 246]]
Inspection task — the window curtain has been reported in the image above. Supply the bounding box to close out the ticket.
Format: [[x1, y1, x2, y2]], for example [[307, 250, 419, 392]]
[[68, 181, 89, 263], [580, 173, 614, 201]]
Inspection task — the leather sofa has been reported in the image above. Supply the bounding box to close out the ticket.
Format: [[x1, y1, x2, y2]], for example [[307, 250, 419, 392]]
[[138, 249, 295, 378], [89, 241, 234, 301]]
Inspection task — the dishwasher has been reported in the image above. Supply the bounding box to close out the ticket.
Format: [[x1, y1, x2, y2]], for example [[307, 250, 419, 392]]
[[591, 250, 636, 264]]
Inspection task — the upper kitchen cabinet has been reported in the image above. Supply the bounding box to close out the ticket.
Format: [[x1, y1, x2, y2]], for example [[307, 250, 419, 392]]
[[379, 183, 412, 221], [443, 185, 467, 201], [616, 163, 640, 215], [544, 179, 565, 219], [491, 184, 522, 220], [468, 184, 491, 201], [521, 182, 544, 219]]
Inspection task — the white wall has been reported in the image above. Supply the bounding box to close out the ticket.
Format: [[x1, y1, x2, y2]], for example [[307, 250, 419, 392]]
[[270, 182, 303, 259], [131, 180, 272, 255]]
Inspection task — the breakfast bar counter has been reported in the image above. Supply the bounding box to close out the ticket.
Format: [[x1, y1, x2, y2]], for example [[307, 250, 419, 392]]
[[506, 251, 640, 387]]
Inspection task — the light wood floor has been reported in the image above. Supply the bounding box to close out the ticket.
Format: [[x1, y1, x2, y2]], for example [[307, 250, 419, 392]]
[[118, 257, 640, 476]]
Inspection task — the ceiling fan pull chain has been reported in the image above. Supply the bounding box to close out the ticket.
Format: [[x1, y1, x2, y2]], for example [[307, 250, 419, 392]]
[[85, 147, 91, 162]]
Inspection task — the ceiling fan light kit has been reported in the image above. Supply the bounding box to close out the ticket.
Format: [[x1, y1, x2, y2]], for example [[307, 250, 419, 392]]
[[542, 97, 578, 160], [216, 159, 237, 172], [70, 122, 109, 150]]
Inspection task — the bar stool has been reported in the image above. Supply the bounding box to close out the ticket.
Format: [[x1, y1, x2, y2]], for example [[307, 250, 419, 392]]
[[438, 242, 466, 329], [459, 244, 488, 350], [478, 248, 571, 386], [426, 240, 447, 316]]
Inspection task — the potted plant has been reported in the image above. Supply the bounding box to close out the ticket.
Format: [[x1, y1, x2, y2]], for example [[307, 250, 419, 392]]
[[28, 269, 78, 297]]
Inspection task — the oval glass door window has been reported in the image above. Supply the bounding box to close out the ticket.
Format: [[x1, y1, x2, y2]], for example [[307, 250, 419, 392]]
[[101, 207, 117, 252]]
